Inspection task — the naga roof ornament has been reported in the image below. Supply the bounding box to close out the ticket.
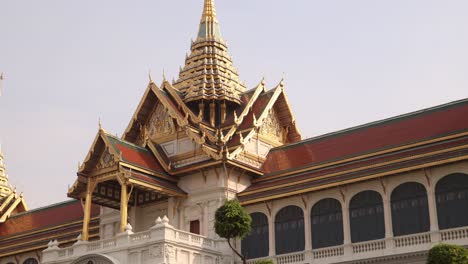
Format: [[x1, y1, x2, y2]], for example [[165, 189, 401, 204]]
[[173, 0, 246, 104]]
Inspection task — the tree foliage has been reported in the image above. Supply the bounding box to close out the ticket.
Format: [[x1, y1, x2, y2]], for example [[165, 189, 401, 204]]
[[215, 199, 252, 264], [427, 244, 468, 264], [254, 260, 274, 264]]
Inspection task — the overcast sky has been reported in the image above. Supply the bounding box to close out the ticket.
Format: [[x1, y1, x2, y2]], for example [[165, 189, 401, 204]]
[[0, 0, 467, 209]]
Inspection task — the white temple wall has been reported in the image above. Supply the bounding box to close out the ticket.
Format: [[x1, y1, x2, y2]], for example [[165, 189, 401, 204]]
[[100, 207, 120, 240], [176, 166, 253, 239]]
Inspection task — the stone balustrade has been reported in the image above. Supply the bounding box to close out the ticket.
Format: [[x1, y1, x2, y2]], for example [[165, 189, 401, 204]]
[[244, 226, 468, 264], [42, 216, 223, 264]]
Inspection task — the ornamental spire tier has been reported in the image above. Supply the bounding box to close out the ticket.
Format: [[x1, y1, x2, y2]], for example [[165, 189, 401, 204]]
[[173, 0, 246, 127], [0, 148, 13, 198]]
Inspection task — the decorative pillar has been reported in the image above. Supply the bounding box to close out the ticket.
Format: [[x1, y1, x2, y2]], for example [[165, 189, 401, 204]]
[[427, 187, 439, 231], [268, 215, 276, 257], [82, 178, 95, 241], [199, 102, 205, 119], [203, 202, 209, 236], [427, 186, 440, 242], [383, 196, 393, 238], [342, 204, 352, 256], [209, 102, 215, 126], [304, 208, 312, 251], [220, 101, 227, 124], [120, 182, 129, 233], [383, 195, 394, 250]]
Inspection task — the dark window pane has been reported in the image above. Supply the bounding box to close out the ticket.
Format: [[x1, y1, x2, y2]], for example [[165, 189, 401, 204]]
[[436, 173, 468, 230], [22, 259, 38, 264], [311, 198, 344, 249], [275, 206, 305, 255], [391, 182, 430, 236], [242, 213, 269, 259], [350, 191, 385, 243]]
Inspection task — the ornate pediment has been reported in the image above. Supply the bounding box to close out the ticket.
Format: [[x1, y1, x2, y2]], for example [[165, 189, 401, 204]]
[[96, 147, 117, 170], [259, 109, 284, 144], [148, 104, 177, 142]]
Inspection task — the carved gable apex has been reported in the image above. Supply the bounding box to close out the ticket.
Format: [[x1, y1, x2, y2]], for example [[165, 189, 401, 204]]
[[259, 108, 284, 144], [79, 130, 122, 175], [96, 146, 118, 170], [147, 103, 177, 143]]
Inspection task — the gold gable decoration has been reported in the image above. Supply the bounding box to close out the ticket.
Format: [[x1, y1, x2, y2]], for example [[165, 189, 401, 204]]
[[96, 147, 117, 170], [259, 109, 284, 143], [148, 104, 176, 141]]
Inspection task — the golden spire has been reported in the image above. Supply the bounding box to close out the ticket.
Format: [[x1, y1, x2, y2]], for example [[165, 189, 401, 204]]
[[174, 0, 246, 106], [201, 0, 217, 23], [198, 0, 221, 39]]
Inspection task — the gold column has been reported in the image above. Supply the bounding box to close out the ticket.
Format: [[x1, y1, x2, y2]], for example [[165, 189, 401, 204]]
[[210, 102, 215, 126], [82, 179, 95, 241], [120, 182, 128, 232], [220, 101, 226, 124], [199, 101, 205, 119]]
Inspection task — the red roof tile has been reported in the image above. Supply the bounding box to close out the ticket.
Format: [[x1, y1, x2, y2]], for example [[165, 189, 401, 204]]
[[115, 143, 164, 172], [0, 200, 99, 237], [262, 99, 468, 175]]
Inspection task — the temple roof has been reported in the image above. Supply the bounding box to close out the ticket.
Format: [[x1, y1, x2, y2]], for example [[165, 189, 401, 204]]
[[239, 98, 468, 204], [69, 128, 185, 209], [0, 149, 27, 223], [0, 200, 99, 257], [262, 98, 468, 176], [122, 78, 301, 175], [173, 0, 246, 104]]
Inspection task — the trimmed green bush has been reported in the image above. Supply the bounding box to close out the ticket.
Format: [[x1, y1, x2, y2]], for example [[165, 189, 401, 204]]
[[214, 199, 252, 264], [427, 244, 468, 264], [254, 260, 274, 264]]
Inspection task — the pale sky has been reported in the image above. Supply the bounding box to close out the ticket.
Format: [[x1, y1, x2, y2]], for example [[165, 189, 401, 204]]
[[0, 0, 467, 209]]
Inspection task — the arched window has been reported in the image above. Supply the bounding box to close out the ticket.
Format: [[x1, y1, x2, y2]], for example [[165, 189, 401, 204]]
[[350, 191, 385, 243], [436, 173, 468, 230], [391, 182, 430, 236], [242, 212, 269, 259], [275, 205, 305, 255], [22, 259, 38, 264], [311, 198, 343, 249]]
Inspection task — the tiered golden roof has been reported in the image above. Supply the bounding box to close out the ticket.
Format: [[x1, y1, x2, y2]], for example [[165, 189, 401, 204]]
[[0, 148, 28, 223], [173, 0, 246, 104]]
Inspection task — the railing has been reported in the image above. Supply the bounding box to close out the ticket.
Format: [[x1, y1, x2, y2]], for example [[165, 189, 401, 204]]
[[42, 217, 223, 264], [58, 247, 74, 257], [441, 226, 468, 241], [242, 227, 468, 264], [46, 224, 468, 264], [352, 239, 386, 254], [395, 232, 431, 247], [313, 245, 344, 259], [276, 252, 305, 264], [174, 229, 217, 250], [130, 230, 151, 242], [86, 238, 116, 252]]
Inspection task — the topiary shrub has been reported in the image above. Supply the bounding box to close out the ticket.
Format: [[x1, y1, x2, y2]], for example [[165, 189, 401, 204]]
[[427, 244, 468, 264], [215, 199, 252, 264], [254, 260, 274, 264]]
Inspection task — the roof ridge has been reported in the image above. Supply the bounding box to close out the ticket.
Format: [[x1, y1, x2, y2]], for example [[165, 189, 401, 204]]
[[7, 199, 78, 218], [273, 97, 468, 151], [105, 133, 148, 150]]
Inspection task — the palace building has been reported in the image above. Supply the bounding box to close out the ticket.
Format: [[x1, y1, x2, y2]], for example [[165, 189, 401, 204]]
[[2, 0, 468, 263]]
